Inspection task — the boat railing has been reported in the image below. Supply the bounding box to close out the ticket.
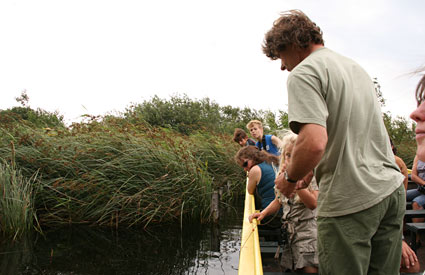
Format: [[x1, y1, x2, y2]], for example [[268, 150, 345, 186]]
[[238, 179, 263, 275]]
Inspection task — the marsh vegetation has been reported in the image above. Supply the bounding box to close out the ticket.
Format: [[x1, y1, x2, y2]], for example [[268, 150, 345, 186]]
[[0, 93, 416, 239]]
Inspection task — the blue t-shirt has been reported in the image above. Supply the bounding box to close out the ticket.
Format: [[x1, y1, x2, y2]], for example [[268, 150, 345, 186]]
[[256, 135, 280, 156], [257, 162, 277, 209]]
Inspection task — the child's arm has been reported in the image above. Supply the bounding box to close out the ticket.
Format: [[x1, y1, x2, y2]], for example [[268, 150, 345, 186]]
[[249, 198, 281, 223], [296, 189, 318, 210]]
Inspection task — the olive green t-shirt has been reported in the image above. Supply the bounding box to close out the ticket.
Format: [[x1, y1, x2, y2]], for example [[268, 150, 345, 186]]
[[287, 47, 403, 217]]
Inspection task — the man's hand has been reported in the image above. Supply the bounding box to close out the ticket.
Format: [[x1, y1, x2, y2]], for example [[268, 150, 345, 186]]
[[275, 171, 296, 197]]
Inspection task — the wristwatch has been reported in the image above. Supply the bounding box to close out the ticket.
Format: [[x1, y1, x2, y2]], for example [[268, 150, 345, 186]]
[[283, 170, 297, 184]]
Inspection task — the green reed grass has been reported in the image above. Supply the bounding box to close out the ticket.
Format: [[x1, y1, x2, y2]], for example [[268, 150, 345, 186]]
[[0, 119, 245, 231], [0, 160, 40, 239]]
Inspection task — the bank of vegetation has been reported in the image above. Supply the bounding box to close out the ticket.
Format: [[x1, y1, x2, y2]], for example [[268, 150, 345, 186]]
[[0, 93, 416, 239]]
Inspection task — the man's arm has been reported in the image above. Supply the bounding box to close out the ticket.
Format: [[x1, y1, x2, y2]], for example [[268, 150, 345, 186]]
[[275, 123, 327, 197], [288, 123, 327, 179]]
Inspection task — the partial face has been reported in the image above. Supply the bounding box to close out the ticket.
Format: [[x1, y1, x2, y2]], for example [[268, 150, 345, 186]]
[[240, 159, 254, 172], [284, 143, 294, 167], [411, 101, 425, 161], [238, 137, 248, 147], [278, 47, 304, 72], [249, 125, 263, 140]]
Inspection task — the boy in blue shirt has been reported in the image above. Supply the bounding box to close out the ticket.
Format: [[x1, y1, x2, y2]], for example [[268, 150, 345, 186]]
[[246, 120, 281, 156]]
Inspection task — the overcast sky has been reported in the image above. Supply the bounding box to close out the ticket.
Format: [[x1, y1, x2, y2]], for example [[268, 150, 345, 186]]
[[1, 0, 424, 125]]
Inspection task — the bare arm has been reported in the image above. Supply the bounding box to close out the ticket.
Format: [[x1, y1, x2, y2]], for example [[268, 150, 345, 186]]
[[247, 165, 261, 195], [275, 124, 327, 197], [288, 123, 327, 179], [395, 156, 408, 190], [297, 189, 318, 210], [249, 198, 281, 223], [411, 156, 425, 186]]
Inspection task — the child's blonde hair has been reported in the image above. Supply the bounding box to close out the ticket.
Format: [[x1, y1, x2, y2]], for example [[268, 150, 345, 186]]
[[246, 120, 263, 130], [276, 131, 314, 202], [278, 131, 298, 172]]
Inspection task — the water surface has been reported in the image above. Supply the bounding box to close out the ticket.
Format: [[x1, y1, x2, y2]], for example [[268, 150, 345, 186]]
[[0, 199, 243, 275]]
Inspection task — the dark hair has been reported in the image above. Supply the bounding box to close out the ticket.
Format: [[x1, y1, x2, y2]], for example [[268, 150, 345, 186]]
[[390, 138, 397, 155], [233, 128, 248, 143], [262, 10, 324, 60], [415, 74, 425, 105], [235, 145, 279, 166]]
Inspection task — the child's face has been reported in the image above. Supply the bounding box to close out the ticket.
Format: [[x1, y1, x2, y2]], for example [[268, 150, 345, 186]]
[[249, 125, 263, 140], [284, 143, 294, 167], [238, 137, 248, 147]]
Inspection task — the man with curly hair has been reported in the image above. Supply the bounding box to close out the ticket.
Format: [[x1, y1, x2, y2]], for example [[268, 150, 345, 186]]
[[264, 10, 405, 275]]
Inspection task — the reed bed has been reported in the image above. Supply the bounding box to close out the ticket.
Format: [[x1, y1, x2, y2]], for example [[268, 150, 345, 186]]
[[0, 118, 244, 233], [0, 158, 40, 239]]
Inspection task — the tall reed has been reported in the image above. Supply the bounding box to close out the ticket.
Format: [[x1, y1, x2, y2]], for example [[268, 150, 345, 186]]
[[0, 158, 40, 239], [0, 118, 245, 229]]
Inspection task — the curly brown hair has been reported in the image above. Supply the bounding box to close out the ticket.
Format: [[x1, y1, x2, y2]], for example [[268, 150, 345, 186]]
[[416, 74, 425, 105], [235, 145, 279, 167], [262, 10, 324, 60]]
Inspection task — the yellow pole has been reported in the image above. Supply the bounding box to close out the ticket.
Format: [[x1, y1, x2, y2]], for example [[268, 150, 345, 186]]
[[238, 179, 263, 275]]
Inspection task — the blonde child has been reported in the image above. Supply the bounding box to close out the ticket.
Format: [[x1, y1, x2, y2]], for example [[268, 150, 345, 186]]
[[249, 132, 319, 273], [246, 120, 282, 156]]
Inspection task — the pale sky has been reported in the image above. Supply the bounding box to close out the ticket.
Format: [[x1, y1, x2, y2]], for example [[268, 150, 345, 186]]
[[1, 0, 424, 125]]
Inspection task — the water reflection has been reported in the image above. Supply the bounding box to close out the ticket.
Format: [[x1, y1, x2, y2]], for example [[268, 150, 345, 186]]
[[0, 201, 242, 275]]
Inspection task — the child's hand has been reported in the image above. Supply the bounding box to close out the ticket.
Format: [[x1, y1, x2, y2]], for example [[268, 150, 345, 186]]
[[248, 212, 263, 223], [303, 171, 314, 184], [295, 180, 308, 190], [295, 171, 314, 190]]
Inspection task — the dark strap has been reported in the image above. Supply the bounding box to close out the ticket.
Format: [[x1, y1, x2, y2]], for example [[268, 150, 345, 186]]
[[259, 135, 267, 151]]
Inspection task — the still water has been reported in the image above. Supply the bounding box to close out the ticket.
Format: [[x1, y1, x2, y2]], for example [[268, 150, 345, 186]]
[[0, 199, 243, 275]]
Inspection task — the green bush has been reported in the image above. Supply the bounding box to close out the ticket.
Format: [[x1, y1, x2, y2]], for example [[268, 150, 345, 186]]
[[0, 107, 65, 129], [124, 94, 284, 135], [383, 112, 416, 167]]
